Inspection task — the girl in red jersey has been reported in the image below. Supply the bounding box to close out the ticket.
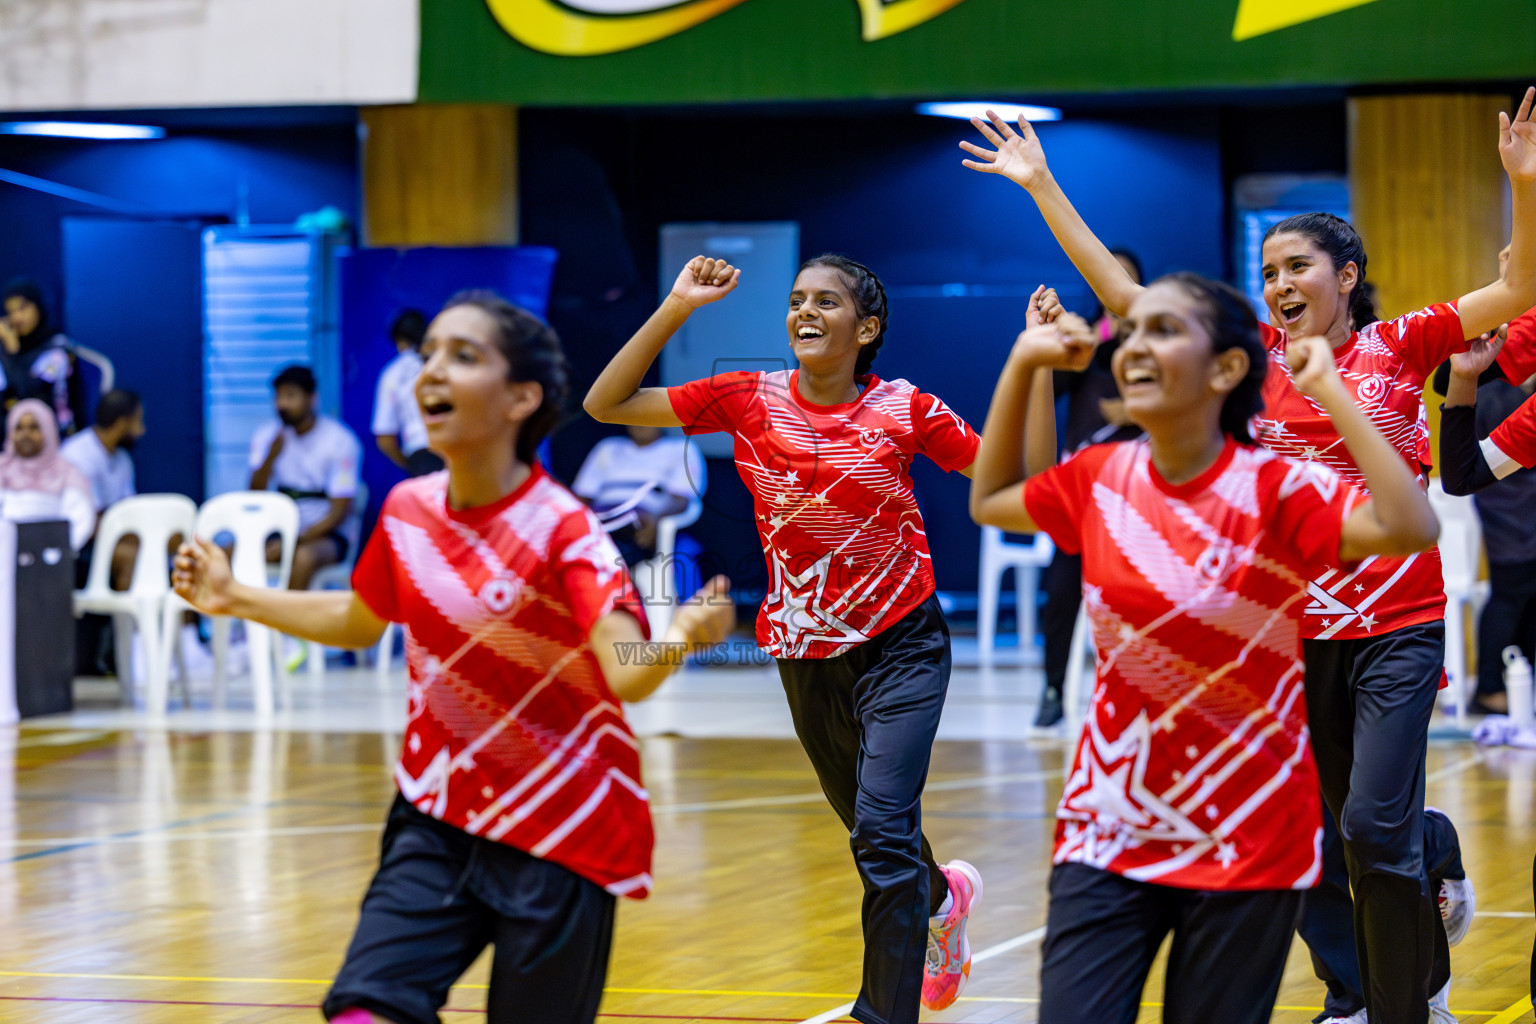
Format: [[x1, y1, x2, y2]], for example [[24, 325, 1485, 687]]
[[971, 272, 1438, 1024], [585, 254, 1007, 1022], [173, 292, 735, 1024], [962, 93, 1536, 1024]]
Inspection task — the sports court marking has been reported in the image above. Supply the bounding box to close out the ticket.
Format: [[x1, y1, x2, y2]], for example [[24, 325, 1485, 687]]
[[796, 926, 1048, 1024], [1487, 996, 1533, 1024]]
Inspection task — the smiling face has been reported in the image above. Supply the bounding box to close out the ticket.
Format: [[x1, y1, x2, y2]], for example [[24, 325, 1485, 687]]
[[1113, 281, 1249, 435], [416, 304, 542, 464], [1261, 231, 1357, 339], [11, 412, 43, 459], [785, 266, 879, 374]]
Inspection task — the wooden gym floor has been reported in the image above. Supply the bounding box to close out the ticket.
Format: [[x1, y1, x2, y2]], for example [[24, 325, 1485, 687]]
[[3, 710, 1535, 1022]]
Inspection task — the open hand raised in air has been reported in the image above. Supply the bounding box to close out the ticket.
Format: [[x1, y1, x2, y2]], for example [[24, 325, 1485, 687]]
[[960, 110, 1052, 191]]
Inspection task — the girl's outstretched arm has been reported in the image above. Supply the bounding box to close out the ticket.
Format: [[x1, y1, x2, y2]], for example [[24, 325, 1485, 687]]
[[584, 257, 739, 426], [961, 112, 1144, 318], [1458, 88, 1536, 337], [589, 575, 736, 703], [1286, 337, 1440, 559], [970, 315, 1097, 532], [173, 537, 388, 649]]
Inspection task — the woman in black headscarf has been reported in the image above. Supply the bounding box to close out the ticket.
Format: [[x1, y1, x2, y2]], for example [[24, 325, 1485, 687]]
[[1, 278, 85, 436]]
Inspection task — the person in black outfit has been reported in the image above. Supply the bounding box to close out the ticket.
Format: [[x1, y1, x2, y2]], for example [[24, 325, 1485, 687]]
[[0, 279, 86, 437], [1035, 248, 1143, 727]]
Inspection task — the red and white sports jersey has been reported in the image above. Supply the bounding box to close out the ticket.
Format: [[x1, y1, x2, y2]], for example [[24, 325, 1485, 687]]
[[668, 370, 979, 659], [1485, 390, 1536, 475], [1495, 309, 1536, 384], [1257, 304, 1465, 640], [352, 466, 655, 898], [1025, 439, 1361, 890]]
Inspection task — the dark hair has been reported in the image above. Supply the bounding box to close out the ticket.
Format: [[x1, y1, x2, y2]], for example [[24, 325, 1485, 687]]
[[1156, 272, 1269, 445], [272, 364, 317, 394], [440, 290, 568, 463], [390, 309, 427, 350], [1264, 213, 1378, 330], [800, 254, 888, 376], [2, 277, 53, 347], [94, 389, 141, 429]]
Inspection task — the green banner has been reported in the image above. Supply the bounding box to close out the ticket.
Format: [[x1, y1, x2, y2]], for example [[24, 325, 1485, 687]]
[[420, 0, 1536, 106]]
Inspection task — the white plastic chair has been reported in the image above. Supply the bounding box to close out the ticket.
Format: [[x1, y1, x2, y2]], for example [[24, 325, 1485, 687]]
[[73, 493, 197, 713], [1427, 480, 1490, 726], [629, 495, 704, 638], [977, 526, 1055, 665], [302, 481, 367, 685], [161, 491, 299, 718]]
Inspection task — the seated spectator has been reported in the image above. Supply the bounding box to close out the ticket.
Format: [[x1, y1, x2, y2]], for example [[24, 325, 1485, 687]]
[[0, 279, 86, 436], [62, 389, 145, 584], [61, 389, 146, 676], [372, 309, 443, 477], [248, 365, 361, 591], [573, 424, 703, 567], [0, 399, 94, 551]]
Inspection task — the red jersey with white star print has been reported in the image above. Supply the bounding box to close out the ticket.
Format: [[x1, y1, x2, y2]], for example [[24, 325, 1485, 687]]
[[1025, 438, 1360, 890], [351, 465, 655, 898], [668, 370, 979, 659], [1257, 304, 1466, 640]]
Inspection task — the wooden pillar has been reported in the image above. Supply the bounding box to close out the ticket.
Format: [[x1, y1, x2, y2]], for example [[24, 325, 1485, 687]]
[[361, 104, 519, 248], [1348, 93, 1512, 446], [1349, 93, 1510, 325]]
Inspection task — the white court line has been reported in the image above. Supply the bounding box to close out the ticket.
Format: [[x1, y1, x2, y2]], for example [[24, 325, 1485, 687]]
[[1475, 911, 1533, 918], [796, 926, 1048, 1024], [0, 824, 381, 848], [1425, 751, 1483, 784], [654, 770, 1062, 815], [0, 770, 1065, 846]]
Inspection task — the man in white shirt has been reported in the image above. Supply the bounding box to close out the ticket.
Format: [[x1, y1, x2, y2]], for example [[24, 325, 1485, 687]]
[[372, 309, 442, 477], [572, 424, 704, 565], [248, 365, 361, 591], [62, 388, 144, 589]]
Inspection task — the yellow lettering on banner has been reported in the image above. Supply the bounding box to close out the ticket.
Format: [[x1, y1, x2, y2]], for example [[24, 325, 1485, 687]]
[[484, 0, 971, 56], [1231, 0, 1383, 40]]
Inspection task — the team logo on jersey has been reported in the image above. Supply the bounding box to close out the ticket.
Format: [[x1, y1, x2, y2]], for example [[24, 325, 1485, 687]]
[[478, 575, 522, 615], [1354, 373, 1390, 407], [857, 427, 888, 449], [1195, 539, 1234, 583], [484, 0, 969, 56]]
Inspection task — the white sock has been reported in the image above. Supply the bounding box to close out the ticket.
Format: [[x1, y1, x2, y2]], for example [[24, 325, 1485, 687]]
[[931, 891, 953, 920]]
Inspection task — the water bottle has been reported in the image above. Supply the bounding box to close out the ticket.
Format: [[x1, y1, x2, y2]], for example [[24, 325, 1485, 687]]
[[1504, 646, 1534, 730]]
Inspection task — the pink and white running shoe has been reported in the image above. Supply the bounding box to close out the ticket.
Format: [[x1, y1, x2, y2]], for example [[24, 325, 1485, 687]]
[[921, 859, 983, 1011]]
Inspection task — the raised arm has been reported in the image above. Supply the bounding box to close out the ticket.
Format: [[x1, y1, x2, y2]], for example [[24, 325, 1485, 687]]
[[1285, 337, 1439, 559], [970, 314, 1097, 532], [1441, 326, 1509, 494], [173, 537, 388, 649], [1023, 285, 1065, 478], [960, 112, 1144, 318], [583, 257, 740, 426], [1456, 88, 1536, 337]]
